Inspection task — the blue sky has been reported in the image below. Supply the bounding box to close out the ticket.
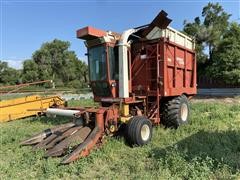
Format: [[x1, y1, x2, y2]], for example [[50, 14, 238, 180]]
[[1, 0, 239, 69]]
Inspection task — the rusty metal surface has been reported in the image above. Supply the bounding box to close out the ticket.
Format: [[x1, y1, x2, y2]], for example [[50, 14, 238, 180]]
[[142, 10, 172, 36], [76, 26, 107, 40], [61, 126, 101, 164], [33, 130, 66, 150], [20, 122, 76, 145], [34, 126, 83, 150], [44, 126, 83, 150], [20, 108, 107, 164], [61, 108, 106, 164], [46, 127, 91, 157], [0, 80, 53, 94]]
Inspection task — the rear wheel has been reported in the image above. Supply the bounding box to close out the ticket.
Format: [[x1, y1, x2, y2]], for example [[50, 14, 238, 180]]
[[126, 116, 152, 146], [161, 95, 189, 128]]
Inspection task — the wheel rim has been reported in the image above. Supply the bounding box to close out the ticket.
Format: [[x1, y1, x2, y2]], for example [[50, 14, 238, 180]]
[[141, 124, 150, 141], [180, 103, 188, 121]]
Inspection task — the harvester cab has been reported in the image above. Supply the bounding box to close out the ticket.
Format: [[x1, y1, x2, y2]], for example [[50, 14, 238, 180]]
[[21, 11, 197, 164], [77, 27, 120, 100]]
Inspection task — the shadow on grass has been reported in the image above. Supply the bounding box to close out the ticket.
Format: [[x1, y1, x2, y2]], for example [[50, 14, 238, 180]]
[[151, 130, 240, 173], [32, 115, 72, 126]]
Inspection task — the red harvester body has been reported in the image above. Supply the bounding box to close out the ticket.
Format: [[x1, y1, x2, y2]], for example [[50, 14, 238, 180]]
[[21, 10, 196, 164]]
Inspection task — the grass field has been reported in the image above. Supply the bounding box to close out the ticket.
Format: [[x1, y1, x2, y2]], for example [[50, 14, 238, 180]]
[[0, 98, 240, 179]]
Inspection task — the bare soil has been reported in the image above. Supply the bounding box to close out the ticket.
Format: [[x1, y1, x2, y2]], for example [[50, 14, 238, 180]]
[[191, 96, 240, 104]]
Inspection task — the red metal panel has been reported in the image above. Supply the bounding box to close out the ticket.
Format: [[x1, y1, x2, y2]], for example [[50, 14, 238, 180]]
[[186, 71, 192, 88], [163, 38, 196, 97], [159, 42, 165, 95], [176, 48, 185, 69], [176, 69, 184, 88], [131, 54, 148, 93], [76, 26, 107, 40], [131, 38, 196, 98], [167, 67, 174, 88], [166, 45, 174, 67], [186, 52, 193, 70]]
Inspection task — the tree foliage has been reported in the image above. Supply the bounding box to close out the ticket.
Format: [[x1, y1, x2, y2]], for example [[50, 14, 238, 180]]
[[22, 60, 39, 82], [210, 23, 240, 84], [184, 3, 231, 62], [183, 17, 208, 66], [183, 3, 239, 85], [22, 39, 88, 88], [0, 61, 20, 85], [202, 3, 231, 60]]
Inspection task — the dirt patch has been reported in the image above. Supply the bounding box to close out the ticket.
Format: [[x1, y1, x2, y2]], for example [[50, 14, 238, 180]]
[[191, 96, 240, 104]]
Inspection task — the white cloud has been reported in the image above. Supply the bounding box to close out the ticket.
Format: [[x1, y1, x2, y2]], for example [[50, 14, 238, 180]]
[[2, 59, 24, 69]]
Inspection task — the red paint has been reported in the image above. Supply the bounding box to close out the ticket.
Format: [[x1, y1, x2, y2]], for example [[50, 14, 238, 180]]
[[131, 38, 196, 98], [76, 26, 107, 40]]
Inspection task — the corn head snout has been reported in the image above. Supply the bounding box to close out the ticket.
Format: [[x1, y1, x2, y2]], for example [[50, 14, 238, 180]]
[[21, 106, 120, 164]]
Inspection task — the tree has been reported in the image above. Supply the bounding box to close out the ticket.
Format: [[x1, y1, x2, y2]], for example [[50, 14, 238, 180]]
[[183, 3, 234, 80], [29, 39, 88, 88], [183, 17, 209, 75], [0, 61, 20, 85], [202, 2, 231, 61], [209, 22, 240, 84], [183, 3, 231, 62], [183, 17, 208, 65], [22, 60, 39, 82]]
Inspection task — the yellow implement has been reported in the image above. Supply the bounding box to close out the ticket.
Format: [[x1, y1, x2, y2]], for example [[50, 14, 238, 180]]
[[0, 95, 65, 122]]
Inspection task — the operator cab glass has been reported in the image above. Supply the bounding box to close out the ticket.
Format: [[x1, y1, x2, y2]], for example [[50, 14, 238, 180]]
[[108, 46, 119, 80], [88, 45, 110, 97], [88, 44, 119, 98], [88, 46, 107, 81]]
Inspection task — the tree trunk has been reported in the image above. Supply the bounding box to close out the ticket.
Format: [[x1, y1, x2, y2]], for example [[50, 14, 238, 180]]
[[209, 44, 213, 62]]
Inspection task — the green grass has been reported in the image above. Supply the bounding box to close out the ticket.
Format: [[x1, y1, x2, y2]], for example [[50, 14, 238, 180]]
[[1, 99, 240, 179]]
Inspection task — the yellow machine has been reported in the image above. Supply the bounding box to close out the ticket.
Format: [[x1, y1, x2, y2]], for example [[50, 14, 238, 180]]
[[0, 95, 65, 122]]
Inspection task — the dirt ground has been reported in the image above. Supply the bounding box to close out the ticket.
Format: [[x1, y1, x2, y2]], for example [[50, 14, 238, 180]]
[[191, 96, 240, 104]]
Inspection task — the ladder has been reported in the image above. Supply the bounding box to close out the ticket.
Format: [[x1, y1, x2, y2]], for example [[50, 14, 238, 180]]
[[146, 43, 161, 124]]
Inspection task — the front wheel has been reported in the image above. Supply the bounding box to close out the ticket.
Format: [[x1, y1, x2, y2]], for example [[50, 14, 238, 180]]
[[126, 116, 152, 146]]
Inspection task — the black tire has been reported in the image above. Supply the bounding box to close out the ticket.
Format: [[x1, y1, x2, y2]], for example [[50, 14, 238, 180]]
[[126, 116, 152, 146], [161, 95, 189, 129]]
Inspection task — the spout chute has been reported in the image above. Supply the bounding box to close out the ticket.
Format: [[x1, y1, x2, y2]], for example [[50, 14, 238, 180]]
[[118, 29, 137, 98]]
